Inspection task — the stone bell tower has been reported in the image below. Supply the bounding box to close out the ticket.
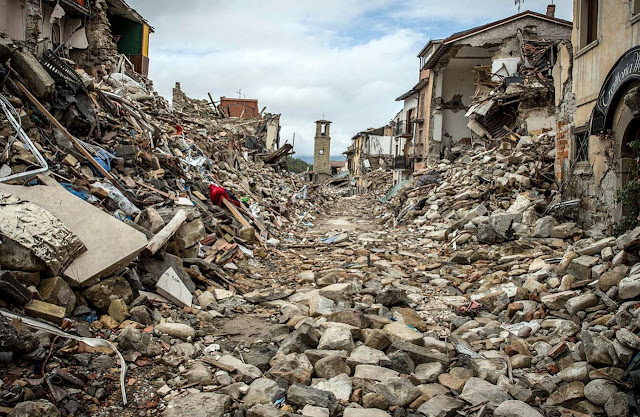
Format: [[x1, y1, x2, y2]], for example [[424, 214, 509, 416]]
[[313, 120, 332, 182]]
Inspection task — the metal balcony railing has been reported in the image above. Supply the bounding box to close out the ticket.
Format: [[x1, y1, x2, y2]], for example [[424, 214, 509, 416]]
[[395, 120, 413, 136], [395, 121, 407, 136]]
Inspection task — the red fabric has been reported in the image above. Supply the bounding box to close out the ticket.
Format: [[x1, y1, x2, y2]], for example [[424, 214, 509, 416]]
[[209, 184, 240, 207]]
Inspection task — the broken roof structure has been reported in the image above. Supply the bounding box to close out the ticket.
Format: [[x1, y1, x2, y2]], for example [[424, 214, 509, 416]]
[[418, 9, 572, 165], [107, 0, 155, 31], [422, 10, 572, 71]]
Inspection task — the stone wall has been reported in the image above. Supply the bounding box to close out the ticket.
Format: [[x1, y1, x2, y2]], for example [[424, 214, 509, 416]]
[[172, 82, 217, 118], [69, 0, 118, 72], [23, 0, 41, 52]]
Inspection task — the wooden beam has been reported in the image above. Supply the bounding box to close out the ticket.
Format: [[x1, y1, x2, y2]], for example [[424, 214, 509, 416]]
[[221, 198, 263, 243], [207, 92, 220, 117], [144, 209, 187, 255], [221, 198, 250, 228], [12, 76, 115, 181], [135, 179, 175, 200]]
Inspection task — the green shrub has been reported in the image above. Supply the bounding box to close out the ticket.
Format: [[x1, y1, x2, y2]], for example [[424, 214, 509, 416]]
[[614, 140, 640, 236]]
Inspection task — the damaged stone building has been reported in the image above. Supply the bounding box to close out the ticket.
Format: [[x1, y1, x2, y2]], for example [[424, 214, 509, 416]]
[[556, 0, 640, 230], [0, 0, 153, 75], [391, 90, 418, 185], [418, 8, 572, 165], [344, 126, 394, 187]]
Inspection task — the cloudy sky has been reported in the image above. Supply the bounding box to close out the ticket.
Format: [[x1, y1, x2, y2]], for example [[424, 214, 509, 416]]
[[127, 0, 572, 158]]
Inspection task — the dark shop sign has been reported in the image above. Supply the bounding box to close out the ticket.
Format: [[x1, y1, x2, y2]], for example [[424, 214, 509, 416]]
[[592, 46, 640, 133]]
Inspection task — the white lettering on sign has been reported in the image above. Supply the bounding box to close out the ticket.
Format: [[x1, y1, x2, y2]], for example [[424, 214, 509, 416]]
[[600, 52, 640, 109]]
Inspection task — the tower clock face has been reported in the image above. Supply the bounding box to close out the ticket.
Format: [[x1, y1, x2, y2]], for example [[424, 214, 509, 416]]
[[319, 150, 324, 155]]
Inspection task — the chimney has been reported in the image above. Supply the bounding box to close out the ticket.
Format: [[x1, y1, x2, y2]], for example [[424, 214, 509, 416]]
[[546, 4, 556, 17]]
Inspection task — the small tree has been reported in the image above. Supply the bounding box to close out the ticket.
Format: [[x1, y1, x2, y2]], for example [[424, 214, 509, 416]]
[[286, 156, 312, 174]]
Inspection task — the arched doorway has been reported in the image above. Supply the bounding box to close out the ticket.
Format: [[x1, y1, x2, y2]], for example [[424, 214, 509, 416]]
[[618, 116, 640, 221]]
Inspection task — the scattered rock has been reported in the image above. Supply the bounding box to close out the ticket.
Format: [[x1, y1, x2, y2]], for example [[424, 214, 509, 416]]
[[244, 378, 286, 406], [155, 322, 196, 340], [162, 393, 230, 417]]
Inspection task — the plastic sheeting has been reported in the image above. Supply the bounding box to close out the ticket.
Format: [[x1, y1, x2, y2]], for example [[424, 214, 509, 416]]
[[379, 179, 409, 203], [0, 192, 86, 275]]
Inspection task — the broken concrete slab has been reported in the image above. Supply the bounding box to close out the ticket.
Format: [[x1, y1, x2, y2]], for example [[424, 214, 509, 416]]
[[0, 191, 85, 276], [11, 48, 55, 99], [0, 179, 148, 286], [156, 267, 193, 308]]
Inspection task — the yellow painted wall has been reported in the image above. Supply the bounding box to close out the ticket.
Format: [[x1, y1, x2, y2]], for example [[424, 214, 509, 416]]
[[352, 134, 364, 177], [142, 24, 150, 57]]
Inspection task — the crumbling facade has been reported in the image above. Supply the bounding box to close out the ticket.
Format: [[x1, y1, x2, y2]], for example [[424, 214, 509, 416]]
[[391, 91, 418, 185], [419, 10, 572, 166], [413, 40, 441, 171], [0, 0, 152, 76], [557, 0, 640, 229], [347, 126, 394, 181]]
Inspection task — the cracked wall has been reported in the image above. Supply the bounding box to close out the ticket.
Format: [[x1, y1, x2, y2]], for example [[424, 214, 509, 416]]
[[69, 0, 118, 72]]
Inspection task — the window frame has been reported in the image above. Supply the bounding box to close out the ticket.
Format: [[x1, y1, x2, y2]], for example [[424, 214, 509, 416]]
[[577, 0, 600, 53], [573, 126, 590, 164], [631, 0, 640, 24]]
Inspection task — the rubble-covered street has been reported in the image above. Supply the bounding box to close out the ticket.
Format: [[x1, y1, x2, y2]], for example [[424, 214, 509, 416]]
[[2, 1, 640, 417]]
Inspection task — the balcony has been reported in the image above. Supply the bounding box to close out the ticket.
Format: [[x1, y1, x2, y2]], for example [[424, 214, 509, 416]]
[[395, 121, 413, 137]]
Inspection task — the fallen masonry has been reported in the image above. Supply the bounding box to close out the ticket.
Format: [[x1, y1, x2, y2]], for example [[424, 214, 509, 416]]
[[1, 5, 640, 417]]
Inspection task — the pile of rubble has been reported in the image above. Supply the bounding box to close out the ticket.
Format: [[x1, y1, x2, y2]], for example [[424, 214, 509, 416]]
[[465, 34, 566, 148], [0, 10, 639, 417], [338, 133, 640, 415], [384, 132, 556, 234], [0, 33, 340, 415], [104, 179, 638, 417], [357, 170, 393, 198]]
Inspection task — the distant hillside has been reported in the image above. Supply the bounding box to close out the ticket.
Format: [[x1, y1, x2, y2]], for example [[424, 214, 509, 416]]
[[297, 155, 314, 165], [286, 156, 312, 174]]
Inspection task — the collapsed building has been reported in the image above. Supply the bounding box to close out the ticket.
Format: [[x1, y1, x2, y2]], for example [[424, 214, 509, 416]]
[[344, 125, 395, 191], [390, 3, 640, 233], [419, 8, 572, 165], [349, 8, 572, 195], [172, 82, 282, 153], [0, 0, 153, 76], [0, 1, 330, 414], [3, 1, 640, 416]]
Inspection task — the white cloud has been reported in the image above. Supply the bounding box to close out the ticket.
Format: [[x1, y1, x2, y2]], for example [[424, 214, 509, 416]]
[[127, 0, 573, 157]]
